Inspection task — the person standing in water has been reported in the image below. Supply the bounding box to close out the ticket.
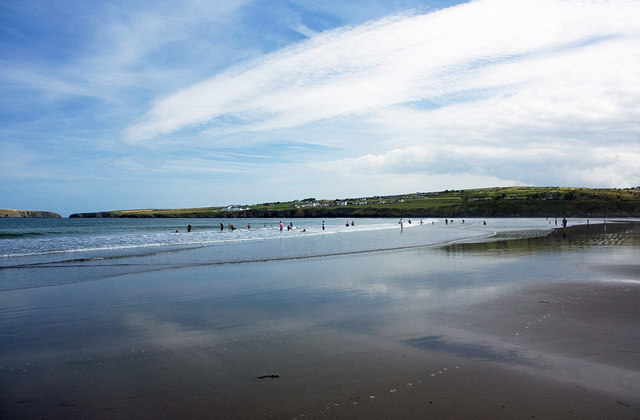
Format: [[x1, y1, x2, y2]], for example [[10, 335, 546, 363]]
[[322, 220, 325, 231], [187, 224, 192, 232], [280, 221, 283, 231]]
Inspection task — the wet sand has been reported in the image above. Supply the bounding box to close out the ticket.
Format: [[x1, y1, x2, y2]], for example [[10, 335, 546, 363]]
[[1, 222, 639, 418]]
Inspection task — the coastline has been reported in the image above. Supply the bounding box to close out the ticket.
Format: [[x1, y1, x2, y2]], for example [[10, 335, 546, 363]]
[[1, 222, 639, 418], [0, 209, 61, 218], [67, 187, 640, 219]]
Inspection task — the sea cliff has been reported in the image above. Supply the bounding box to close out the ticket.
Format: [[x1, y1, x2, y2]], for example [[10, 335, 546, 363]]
[[1, 209, 62, 218], [68, 186, 640, 219]]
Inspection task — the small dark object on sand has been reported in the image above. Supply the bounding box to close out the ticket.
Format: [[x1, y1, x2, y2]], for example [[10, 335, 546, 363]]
[[257, 374, 280, 379]]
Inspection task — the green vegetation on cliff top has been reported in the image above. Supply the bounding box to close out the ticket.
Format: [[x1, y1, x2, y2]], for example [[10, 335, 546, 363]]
[[69, 186, 640, 218], [1, 209, 62, 218]]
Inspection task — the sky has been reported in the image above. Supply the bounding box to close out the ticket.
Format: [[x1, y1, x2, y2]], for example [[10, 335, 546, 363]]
[[1, 0, 639, 216]]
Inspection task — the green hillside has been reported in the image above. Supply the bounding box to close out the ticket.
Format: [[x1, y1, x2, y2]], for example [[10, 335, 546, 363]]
[[68, 186, 640, 218], [1, 209, 61, 218]]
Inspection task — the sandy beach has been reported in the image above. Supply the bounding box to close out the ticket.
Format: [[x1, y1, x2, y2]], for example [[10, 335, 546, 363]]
[[1, 221, 639, 419]]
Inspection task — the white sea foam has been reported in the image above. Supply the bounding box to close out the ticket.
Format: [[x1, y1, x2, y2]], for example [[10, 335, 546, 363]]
[[0, 218, 555, 262]]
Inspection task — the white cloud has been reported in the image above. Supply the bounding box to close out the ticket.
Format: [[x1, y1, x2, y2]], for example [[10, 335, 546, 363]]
[[125, 0, 640, 146], [1, 1, 253, 105], [320, 142, 640, 188], [118, 0, 640, 193]]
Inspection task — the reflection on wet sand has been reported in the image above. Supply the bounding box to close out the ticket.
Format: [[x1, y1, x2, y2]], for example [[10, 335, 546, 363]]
[[441, 221, 640, 256], [403, 335, 533, 365], [1, 222, 639, 418]]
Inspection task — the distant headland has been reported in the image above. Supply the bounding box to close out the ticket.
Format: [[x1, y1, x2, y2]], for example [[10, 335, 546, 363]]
[[1, 209, 62, 218], [69, 186, 640, 219]]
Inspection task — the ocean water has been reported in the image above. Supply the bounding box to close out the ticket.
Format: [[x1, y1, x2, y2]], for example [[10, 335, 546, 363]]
[[0, 219, 551, 260], [1, 217, 563, 291], [0, 217, 564, 258]]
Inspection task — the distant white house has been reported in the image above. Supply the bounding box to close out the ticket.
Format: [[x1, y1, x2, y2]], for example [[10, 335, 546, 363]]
[[295, 202, 321, 208], [223, 205, 249, 212]]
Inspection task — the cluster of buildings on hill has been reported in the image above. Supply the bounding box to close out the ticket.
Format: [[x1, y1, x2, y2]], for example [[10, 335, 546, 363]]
[[220, 192, 440, 213], [291, 197, 407, 208], [222, 196, 411, 211]]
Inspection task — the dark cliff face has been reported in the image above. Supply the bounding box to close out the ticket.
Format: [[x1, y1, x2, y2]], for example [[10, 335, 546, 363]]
[[69, 212, 109, 218], [0, 209, 62, 218], [65, 187, 640, 219]]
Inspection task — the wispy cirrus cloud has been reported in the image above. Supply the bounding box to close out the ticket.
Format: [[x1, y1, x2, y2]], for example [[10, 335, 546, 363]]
[[1, 0, 253, 105], [125, 0, 640, 149]]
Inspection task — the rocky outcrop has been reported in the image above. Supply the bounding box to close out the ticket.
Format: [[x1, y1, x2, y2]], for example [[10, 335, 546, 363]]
[[0, 209, 62, 218]]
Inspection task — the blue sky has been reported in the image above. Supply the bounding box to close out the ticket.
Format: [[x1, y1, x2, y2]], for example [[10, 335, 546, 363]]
[[1, 0, 639, 216]]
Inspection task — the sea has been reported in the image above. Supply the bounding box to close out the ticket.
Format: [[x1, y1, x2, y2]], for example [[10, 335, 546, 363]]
[[1, 217, 569, 291]]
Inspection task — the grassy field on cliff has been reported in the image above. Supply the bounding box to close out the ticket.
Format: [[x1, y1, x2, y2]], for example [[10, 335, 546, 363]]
[[1, 209, 61, 218], [69, 186, 640, 218]]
